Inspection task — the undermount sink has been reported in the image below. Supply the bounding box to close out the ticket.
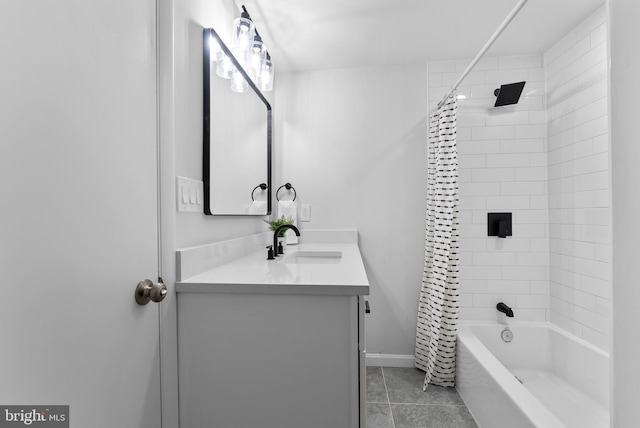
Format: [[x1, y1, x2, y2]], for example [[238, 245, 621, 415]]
[[281, 250, 343, 264]]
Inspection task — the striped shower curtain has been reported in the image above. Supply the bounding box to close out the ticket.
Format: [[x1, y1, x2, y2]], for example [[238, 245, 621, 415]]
[[415, 93, 460, 389]]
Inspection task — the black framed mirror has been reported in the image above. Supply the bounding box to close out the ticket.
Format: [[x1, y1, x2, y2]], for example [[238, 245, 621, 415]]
[[203, 27, 272, 215]]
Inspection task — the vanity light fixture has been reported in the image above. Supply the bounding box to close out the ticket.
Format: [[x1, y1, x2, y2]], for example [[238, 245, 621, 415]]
[[259, 52, 274, 92], [232, 8, 255, 54], [216, 50, 234, 79], [210, 5, 274, 93], [230, 58, 249, 93], [248, 33, 266, 82]]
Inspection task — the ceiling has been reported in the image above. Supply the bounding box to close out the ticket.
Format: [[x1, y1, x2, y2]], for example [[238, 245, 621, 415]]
[[236, 0, 605, 72]]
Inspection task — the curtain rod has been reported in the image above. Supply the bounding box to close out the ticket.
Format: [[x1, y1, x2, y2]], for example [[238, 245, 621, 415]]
[[436, 0, 529, 108]]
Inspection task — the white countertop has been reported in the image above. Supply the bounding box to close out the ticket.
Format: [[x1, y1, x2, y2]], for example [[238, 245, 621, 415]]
[[176, 242, 370, 296]]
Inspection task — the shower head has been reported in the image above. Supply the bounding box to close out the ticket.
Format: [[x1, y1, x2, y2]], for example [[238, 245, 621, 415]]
[[493, 81, 526, 107]]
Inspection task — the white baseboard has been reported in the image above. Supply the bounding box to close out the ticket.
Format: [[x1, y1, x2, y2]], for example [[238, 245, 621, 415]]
[[365, 353, 415, 367]]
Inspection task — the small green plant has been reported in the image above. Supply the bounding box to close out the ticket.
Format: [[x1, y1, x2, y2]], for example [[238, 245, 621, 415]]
[[264, 215, 293, 237]]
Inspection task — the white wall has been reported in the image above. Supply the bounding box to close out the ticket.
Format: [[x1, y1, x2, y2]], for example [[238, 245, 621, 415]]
[[169, 0, 272, 250], [544, 6, 610, 350], [428, 55, 550, 323], [610, 0, 640, 425], [276, 65, 429, 355]]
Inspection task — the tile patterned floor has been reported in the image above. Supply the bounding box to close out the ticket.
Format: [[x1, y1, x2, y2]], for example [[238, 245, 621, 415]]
[[367, 367, 479, 428]]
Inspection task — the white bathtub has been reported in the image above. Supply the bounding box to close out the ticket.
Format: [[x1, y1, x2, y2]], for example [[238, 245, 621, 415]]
[[456, 322, 609, 428]]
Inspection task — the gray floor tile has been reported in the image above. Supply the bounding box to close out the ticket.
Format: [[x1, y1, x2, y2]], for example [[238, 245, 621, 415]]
[[390, 404, 479, 428], [367, 402, 395, 428], [383, 367, 464, 405], [367, 366, 388, 403]]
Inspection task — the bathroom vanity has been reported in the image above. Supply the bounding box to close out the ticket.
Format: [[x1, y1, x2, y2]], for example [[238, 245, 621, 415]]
[[176, 230, 369, 428]]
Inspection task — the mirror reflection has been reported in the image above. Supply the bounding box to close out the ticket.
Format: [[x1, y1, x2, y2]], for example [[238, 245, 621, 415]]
[[203, 27, 272, 216]]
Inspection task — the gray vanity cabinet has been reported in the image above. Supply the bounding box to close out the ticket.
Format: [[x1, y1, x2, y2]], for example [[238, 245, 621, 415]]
[[177, 292, 367, 428]]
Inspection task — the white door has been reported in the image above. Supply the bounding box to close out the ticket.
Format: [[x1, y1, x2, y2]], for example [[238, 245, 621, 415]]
[[0, 1, 162, 427]]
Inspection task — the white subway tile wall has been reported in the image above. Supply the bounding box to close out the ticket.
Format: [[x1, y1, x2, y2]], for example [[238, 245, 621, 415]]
[[429, 52, 549, 324], [545, 6, 610, 351], [428, 6, 610, 352]]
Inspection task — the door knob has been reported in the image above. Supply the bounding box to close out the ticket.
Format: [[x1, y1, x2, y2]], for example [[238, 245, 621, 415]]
[[135, 278, 167, 305]]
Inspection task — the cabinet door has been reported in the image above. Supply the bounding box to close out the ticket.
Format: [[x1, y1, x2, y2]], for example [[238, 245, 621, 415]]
[[178, 293, 360, 428]]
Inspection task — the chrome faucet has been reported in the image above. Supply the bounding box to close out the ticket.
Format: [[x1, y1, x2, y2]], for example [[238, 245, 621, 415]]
[[496, 302, 514, 317], [272, 224, 300, 256]]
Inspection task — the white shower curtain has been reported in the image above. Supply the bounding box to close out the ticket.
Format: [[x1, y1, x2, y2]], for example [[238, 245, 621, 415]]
[[415, 93, 460, 389]]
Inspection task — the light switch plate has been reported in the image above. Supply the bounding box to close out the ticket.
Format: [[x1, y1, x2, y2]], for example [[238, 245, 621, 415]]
[[177, 176, 204, 213]]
